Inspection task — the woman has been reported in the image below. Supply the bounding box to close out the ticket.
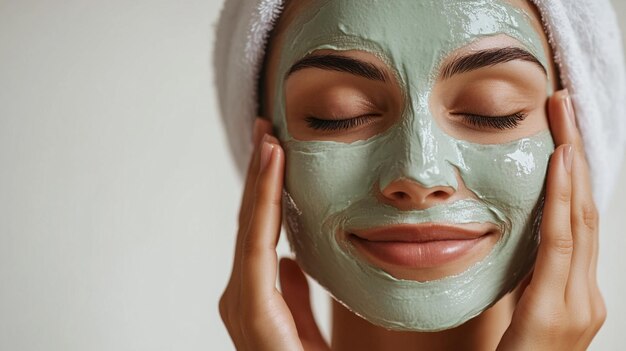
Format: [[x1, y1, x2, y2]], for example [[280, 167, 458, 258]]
[[215, 0, 625, 349]]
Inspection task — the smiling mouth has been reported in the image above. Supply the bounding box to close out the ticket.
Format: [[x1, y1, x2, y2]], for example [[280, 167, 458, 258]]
[[347, 223, 500, 271]]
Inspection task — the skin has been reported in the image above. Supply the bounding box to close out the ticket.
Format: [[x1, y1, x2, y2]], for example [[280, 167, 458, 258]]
[[219, 0, 606, 350], [275, 3, 555, 326]]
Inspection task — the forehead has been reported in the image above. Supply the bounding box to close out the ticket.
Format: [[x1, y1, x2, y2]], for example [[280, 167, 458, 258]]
[[279, 0, 545, 70], [274, 0, 542, 34]]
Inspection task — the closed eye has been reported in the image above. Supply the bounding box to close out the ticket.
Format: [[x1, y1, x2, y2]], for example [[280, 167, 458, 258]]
[[452, 112, 527, 130], [304, 114, 380, 131]]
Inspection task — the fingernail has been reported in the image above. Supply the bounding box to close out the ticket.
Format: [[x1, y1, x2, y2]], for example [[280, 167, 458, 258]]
[[563, 91, 576, 127], [260, 135, 275, 172], [563, 144, 573, 173]]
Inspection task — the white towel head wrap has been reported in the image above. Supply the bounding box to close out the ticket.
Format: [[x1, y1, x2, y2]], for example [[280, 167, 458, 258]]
[[214, 0, 626, 212]]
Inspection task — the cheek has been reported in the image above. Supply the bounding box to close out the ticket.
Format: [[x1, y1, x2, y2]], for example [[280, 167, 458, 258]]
[[456, 132, 554, 213], [284, 141, 378, 218]]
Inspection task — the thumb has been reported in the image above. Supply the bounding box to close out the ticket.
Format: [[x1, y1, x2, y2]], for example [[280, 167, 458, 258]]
[[279, 257, 328, 348]]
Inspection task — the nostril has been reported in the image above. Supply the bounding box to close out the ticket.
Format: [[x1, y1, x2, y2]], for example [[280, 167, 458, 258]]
[[390, 191, 409, 200], [390, 190, 449, 202], [378, 180, 456, 210], [431, 190, 450, 199]]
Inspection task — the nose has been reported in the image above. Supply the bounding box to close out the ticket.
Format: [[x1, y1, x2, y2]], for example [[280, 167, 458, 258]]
[[378, 178, 455, 211]]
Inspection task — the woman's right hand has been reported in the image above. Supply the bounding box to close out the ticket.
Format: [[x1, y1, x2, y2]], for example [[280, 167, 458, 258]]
[[219, 117, 329, 351], [496, 90, 606, 350]]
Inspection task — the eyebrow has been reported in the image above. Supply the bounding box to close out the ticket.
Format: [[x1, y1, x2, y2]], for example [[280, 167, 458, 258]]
[[287, 54, 388, 82], [439, 47, 547, 79]]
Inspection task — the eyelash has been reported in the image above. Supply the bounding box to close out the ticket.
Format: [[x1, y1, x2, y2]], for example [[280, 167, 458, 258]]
[[456, 112, 528, 130], [304, 115, 377, 131], [304, 112, 527, 131]]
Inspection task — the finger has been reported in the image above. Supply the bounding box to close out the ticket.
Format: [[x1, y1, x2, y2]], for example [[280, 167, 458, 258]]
[[241, 135, 285, 299], [548, 89, 583, 150], [566, 153, 597, 306], [230, 118, 274, 280], [571, 150, 598, 287], [239, 117, 274, 227], [548, 90, 596, 281], [545, 90, 603, 349], [530, 144, 574, 303], [279, 258, 327, 348], [222, 119, 275, 351], [548, 91, 599, 304]]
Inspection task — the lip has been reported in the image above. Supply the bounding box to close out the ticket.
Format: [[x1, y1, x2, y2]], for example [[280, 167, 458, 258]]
[[347, 223, 499, 269]]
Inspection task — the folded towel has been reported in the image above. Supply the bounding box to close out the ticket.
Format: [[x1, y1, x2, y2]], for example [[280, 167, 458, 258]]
[[213, 0, 626, 211]]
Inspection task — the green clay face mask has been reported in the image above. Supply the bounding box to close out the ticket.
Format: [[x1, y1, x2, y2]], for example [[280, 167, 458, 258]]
[[272, 0, 555, 331]]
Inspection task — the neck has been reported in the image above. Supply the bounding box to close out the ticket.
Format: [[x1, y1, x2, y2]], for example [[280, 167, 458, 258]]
[[330, 289, 520, 351]]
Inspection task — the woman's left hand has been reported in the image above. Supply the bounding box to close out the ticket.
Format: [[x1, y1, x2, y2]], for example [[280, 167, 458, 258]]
[[497, 89, 606, 351]]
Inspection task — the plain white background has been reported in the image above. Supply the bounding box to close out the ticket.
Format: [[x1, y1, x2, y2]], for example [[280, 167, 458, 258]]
[[0, 0, 624, 350]]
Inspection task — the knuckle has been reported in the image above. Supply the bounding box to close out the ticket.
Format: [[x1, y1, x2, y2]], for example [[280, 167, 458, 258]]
[[269, 193, 282, 208], [548, 236, 574, 255], [241, 239, 261, 259], [240, 230, 262, 259], [241, 241, 272, 265], [219, 293, 231, 323], [527, 307, 566, 334], [580, 202, 599, 232], [556, 187, 572, 204], [537, 317, 563, 336], [256, 186, 281, 210], [594, 299, 608, 330], [571, 310, 592, 333]]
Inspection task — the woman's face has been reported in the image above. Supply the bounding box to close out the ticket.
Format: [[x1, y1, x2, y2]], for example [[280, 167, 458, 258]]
[[263, 0, 559, 331]]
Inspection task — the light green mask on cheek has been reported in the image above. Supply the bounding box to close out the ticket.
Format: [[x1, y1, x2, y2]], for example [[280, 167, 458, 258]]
[[272, 0, 555, 331]]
